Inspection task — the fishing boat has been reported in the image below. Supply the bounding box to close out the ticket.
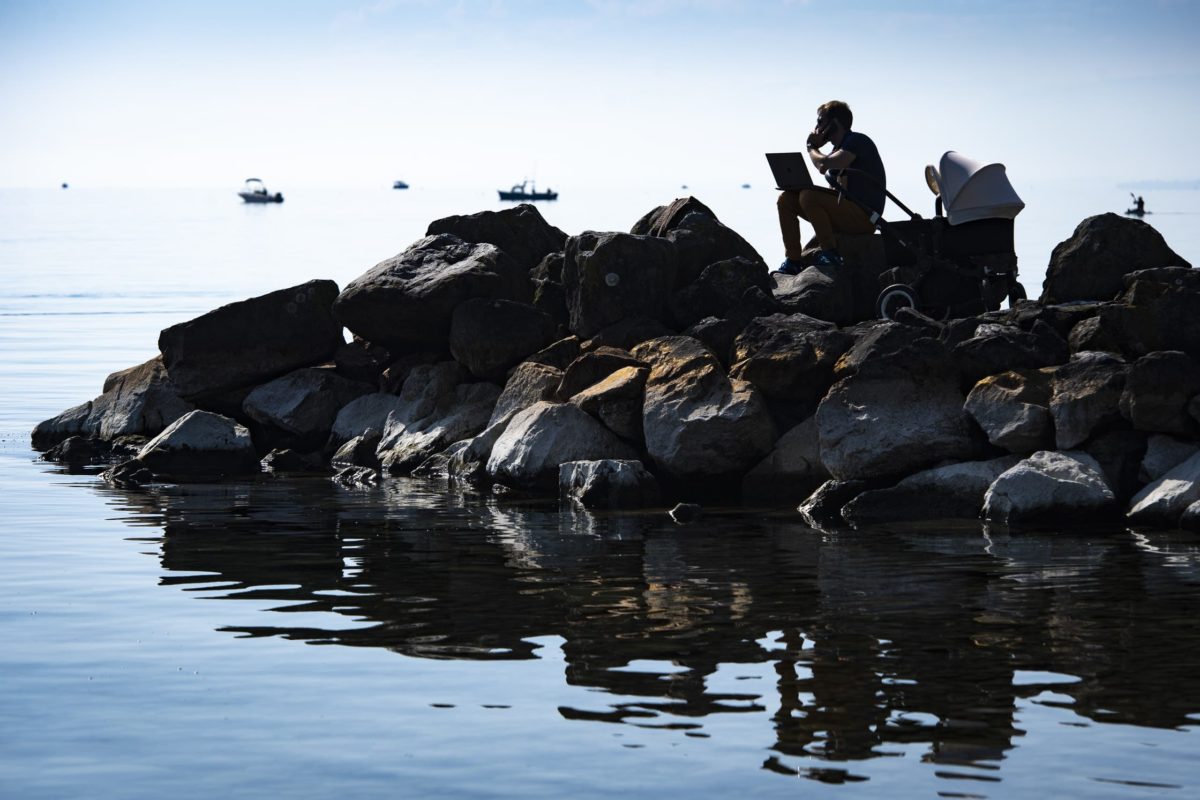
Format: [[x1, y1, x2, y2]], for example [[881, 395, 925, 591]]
[[498, 180, 557, 201], [393, 180, 409, 189], [237, 178, 284, 204]]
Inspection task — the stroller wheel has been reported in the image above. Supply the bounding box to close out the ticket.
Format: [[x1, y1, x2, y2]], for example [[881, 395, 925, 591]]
[[877, 283, 919, 320], [1008, 281, 1028, 304]]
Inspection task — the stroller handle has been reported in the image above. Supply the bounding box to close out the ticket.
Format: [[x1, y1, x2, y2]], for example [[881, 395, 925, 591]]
[[826, 167, 919, 220]]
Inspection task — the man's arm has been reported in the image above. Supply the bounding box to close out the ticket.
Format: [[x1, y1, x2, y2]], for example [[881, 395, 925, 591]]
[[807, 144, 857, 175]]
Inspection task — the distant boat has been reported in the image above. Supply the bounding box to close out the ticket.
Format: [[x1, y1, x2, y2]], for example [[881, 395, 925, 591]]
[[238, 178, 283, 204], [741, 183, 751, 189], [1125, 207, 1151, 217], [61, 182, 69, 189], [498, 180, 557, 201], [393, 180, 409, 190]]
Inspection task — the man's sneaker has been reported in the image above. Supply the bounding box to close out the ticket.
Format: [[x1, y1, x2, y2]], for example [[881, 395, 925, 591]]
[[814, 250, 844, 267], [774, 258, 803, 276]]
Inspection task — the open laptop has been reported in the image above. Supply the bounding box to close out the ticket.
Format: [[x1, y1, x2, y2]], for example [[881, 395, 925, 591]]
[[765, 152, 815, 191]]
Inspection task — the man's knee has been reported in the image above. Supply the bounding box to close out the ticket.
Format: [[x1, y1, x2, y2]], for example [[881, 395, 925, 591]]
[[777, 191, 800, 213], [796, 189, 830, 215]]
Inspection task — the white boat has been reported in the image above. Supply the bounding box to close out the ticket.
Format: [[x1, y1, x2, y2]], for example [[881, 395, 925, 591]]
[[238, 178, 283, 204]]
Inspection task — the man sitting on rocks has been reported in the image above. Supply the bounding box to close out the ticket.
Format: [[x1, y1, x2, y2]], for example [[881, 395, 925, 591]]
[[776, 100, 887, 274]]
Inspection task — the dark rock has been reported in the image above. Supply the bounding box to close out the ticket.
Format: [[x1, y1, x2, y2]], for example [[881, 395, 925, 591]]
[[580, 317, 675, 352], [1041, 213, 1190, 304], [1081, 430, 1148, 505], [333, 338, 392, 384], [953, 320, 1069, 384], [1050, 351, 1128, 448], [101, 458, 154, 487], [1068, 315, 1123, 356], [1119, 350, 1200, 435], [333, 465, 382, 487], [159, 280, 343, 403], [1007, 302, 1103, 341], [741, 416, 829, 506], [964, 368, 1055, 454], [684, 316, 744, 369], [798, 479, 871, 528], [1141, 434, 1199, 483], [557, 346, 646, 399], [333, 234, 528, 350], [380, 351, 444, 394], [426, 204, 567, 273], [262, 448, 329, 473], [242, 367, 374, 449], [1106, 282, 1200, 359], [892, 306, 945, 333], [770, 262, 854, 326], [668, 502, 703, 524], [531, 278, 569, 330], [1181, 500, 1200, 532], [830, 320, 937, 380], [632, 197, 765, 287], [449, 298, 557, 381], [1121, 265, 1200, 294], [43, 435, 110, 465], [330, 428, 383, 469], [1127, 451, 1200, 525], [668, 256, 772, 328], [728, 313, 849, 414], [562, 231, 678, 338], [843, 456, 1020, 525], [377, 381, 500, 474], [559, 460, 661, 509], [490, 362, 564, 428], [525, 336, 581, 371], [531, 251, 565, 284], [32, 356, 194, 450]]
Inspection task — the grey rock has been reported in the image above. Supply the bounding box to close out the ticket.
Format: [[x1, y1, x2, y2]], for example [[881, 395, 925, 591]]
[[668, 502, 703, 524], [982, 450, 1116, 523], [159, 280, 343, 402], [964, 368, 1055, 454], [1140, 434, 1200, 483], [844, 456, 1021, 525], [242, 367, 373, 446], [330, 428, 383, 469], [1119, 350, 1200, 435], [798, 479, 870, 528], [557, 347, 646, 399], [1050, 351, 1128, 449], [426, 204, 567, 272], [1128, 451, 1200, 525], [486, 401, 639, 490], [136, 410, 260, 478], [568, 365, 648, 442], [330, 392, 413, 446], [741, 416, 830, 505], [562, 231, 678, 339], [449, 298, 557, 381], [668, 256, 772, 328], [559, 459, 661, 509], [377, 381, 500, 474], [489, 362, 564, 428]]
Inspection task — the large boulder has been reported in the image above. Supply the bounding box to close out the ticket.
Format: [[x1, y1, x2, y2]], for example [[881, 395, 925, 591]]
[[1127, 451, 1200, 526], [449, 298, 557, 381], [964, 368, 1055, 454], [632, 336, 776, 487], [134, 410, 260, 478], [668, 257, 772, 328], [1110, 279, 1200, 360], [32, 356, 193, 450], [558, 460, 661, 509], [568, 365, 648, 443], [728, 313, 850, 414], [425, 204, 567, 272], [332, 234, 527, 350], [1140, 434, 1200, 483], [981, 450, 1116, 523], [488, 362, 564, 428], [377, 381, 500, 474], [1118, 351, 1200, 435], [1040, 213, 1191, 304], [631, 197, 765, 287], [1049, 351, 1128, 449], [952, 320, 1069, 384], [816, 340, 977, 480], [770, 263, 854, 326], [741, 416, 830, 505], [843, 456, 1021, 525], [486, 402, 639, 490], [1081, 429, 1148, 505], [330, 392, 414, 446], [242, 367, 373, 448], [562, 231, 678, 339], [557, 347, 646, 399], [158, 280, 344, 402]]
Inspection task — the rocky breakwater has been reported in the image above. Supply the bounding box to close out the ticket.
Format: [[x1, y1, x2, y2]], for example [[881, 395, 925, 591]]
[[32, 204, 1200, 528]]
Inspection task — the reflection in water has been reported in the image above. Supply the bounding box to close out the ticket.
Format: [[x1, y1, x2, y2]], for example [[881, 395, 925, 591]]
[[97, 475, 1200, 782]]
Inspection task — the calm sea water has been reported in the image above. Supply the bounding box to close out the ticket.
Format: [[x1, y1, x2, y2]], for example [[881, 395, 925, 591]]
[[2, 184, 1200, 799]]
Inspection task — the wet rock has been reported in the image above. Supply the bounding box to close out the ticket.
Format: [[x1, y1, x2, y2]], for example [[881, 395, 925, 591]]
[[332, 234, 528, 350], [486, 401, 639, 490], [449, 298, 557, 381], [798, 479, 871, 528], [32, 356, 194, 450], [1119, 351, 1200, 435], [562, 231, 677, 339], [633, 336, 776, 486], [1050, 351, 1128, 449], [261, 448, 328, 473], [1040, 213, 1190, 304], [333, 465, 382, 487], [1180, 500, 1200, 532], [817, 339, 976, 481], [669, 256, 772, 328], [135, 410, 260, 478], [42, 435, 110, 466], [981, 450, 1116, 523], [1081, 429, 1148, 505], [330, 392, 414, 447], [489, 362, 564, 428], [844, 456, 1020, 525], [568, 365, 648, 443], [330, 428, 383, 469], [559, 459, 661, 509], [333, 338, 392, 384], [159, 280, 343, 403], [1127, 451, 1200, 526], [101, 459, 155, 487], [964, 368, 1055, 454], [242, 367, 374, 449], [557, 347, 646, 399], [1140, 434, 1200, 483], [668, 502, 703, 524], [377, 381, 500, 474], [426, 204, 567, 273], [741, 416, 830, 506]]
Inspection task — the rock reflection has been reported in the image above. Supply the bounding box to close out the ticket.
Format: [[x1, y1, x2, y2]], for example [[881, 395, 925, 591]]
[[96, 476, 1200, 773]]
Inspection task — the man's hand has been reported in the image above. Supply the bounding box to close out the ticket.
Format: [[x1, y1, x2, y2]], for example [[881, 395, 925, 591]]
[[806, 129, 827, 149]]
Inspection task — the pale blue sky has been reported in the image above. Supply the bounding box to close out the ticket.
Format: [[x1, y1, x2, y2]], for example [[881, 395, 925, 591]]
[[2, 0, 1198, 193]]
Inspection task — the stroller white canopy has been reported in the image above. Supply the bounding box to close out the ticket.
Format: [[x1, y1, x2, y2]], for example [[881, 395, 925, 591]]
[[930, 151, 1024, 225]]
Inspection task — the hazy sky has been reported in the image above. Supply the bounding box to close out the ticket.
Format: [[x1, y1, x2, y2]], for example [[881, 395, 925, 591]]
[[3, 0, 1198, 192]]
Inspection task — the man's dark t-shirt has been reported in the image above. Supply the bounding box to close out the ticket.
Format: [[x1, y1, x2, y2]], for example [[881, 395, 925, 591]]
[[829, 130, 886, 215]]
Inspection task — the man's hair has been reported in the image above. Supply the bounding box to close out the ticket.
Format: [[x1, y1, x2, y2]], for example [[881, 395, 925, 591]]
[[818, 100, 853, 129]]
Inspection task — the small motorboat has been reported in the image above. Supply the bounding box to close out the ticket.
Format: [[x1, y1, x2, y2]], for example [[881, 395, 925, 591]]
[[238, 178, 284, 203], [393, 180, 409, 189], [498, 180, 557, 201]]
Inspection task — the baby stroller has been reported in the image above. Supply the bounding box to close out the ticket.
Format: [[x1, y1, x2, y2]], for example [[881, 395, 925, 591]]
[[832, 151, 1027, 320]]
